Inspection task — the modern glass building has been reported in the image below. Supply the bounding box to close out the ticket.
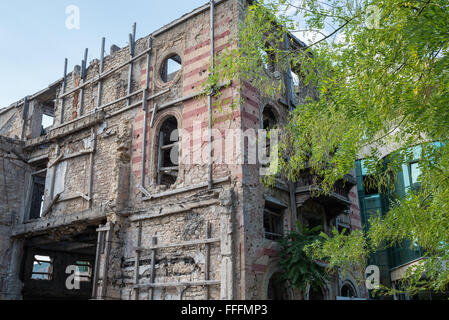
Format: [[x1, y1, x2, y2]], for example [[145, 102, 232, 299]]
[[356, 143, 448, 300]]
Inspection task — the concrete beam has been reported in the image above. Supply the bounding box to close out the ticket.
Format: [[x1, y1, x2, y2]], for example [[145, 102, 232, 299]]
[[11, 207, 110, 238]]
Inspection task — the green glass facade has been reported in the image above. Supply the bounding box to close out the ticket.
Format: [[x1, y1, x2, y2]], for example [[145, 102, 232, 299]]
[[356, 144, 448, 299], [355, 146, 424, 276]]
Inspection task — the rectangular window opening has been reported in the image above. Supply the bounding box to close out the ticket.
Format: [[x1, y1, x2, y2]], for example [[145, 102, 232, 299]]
[[336, 220, 351, 235], [263, 202, 284, 241], [40, 100, 55, 136], [409, 161, 421, 188], [31, 255, 53, 280], [363, 174, 379, 195], [75, 261, 92, 282], [29, 161, 48, 220]]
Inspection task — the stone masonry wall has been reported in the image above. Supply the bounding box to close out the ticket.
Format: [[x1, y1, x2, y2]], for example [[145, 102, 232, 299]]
[[0, 137, 28, 299]]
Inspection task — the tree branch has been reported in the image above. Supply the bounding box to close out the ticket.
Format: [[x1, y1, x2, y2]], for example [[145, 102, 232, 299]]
[[304, 15, 358, 49]]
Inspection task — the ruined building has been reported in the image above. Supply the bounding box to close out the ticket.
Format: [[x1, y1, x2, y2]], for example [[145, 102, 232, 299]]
[[0, 0, 367, 300]]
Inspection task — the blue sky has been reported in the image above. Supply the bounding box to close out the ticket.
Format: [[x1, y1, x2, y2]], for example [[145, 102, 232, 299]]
[[0, 0, 207, 108]]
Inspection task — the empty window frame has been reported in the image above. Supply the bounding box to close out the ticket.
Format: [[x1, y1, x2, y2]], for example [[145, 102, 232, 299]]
[[41, 113, 54, 135], [39, 100, 56, 137], [340, 282, 357, 298], [29, 161, 48, 220], [290, 60, 303, 93], [362, 174, 379, 195], [291, 69, 300, 88], [75, 261, 92, 282], [336, 219, 351, 235], [308, 286, 326, 300], [31, 255, 53, 280], [409, 161, 421, 187], [259, 42, 276, 73], [156, 116, 179, 186], [263, 201, 284, 241], [262, 106, 277, 131], [161, 54, 182, 83], [267, 272, 290, 300], [261, 106, 278, 168]]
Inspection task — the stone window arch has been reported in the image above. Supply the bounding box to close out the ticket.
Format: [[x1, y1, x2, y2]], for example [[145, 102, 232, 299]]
[[267, 272, 290, 300], [262, 263, 293, 300], [262, 105, 278, 130], [159, 53, 182, 84], [307, 285, 327, 300], [341, 281, 358, 298]]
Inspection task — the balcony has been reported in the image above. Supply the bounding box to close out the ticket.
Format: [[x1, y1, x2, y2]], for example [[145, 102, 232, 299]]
[[295, 170, 355, 219]]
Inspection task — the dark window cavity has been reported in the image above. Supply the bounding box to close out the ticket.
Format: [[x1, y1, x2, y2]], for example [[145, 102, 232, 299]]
[[156, 116, 179, 186], [29, 161, 48, 220], [263, 201, 284, 240]]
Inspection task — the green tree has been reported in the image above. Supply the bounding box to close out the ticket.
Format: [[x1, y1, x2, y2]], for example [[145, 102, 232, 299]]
[[208, 0, 449, 296], [278, 223, 330, 293]]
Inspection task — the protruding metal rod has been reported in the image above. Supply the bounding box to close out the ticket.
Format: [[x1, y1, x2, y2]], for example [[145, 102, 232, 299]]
[[132, 22, 137, 43], [140, 90, 149, 189], [148, 237, 157, 300], [82, 48, 88, 79], [207, 0, 215, 190], [99, 38, 105, 74], [96, 38, 105, 110], [283, 32, 299, 227], [59, 58, 68, 124], [145, 37, 153, 91], [20, 96, 29, 140], [92, 226, 104, 299], [204, 222, 211, 299], [128, 34, 134, 56], [79, 48, 89, 116], [133, 222, 142, 300], [100, 223, 113, 300], [87, 127, 97, 209], [127, 23, 137, 106]]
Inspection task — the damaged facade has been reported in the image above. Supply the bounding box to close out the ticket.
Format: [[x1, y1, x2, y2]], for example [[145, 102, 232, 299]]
[[0, 0, 367, 300]]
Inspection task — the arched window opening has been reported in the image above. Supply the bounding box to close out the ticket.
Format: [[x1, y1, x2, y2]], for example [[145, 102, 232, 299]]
[[290, 64, 304, 104], [309, 286, 325, 300], [161, 54, 182, 83], [259, 44, 275, 73], [341, 283, 357, 298], [267, 273, 289, 300], [262, 106, 277, 130], [156, 116, 179, 186]]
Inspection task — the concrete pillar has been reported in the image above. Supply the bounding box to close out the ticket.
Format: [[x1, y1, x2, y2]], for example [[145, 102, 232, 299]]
[[220, 189, 234, 299], [5, 238, 25, 300]]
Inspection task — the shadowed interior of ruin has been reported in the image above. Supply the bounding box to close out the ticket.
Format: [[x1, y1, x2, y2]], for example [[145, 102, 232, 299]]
[[20, 226, 99, 300]]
